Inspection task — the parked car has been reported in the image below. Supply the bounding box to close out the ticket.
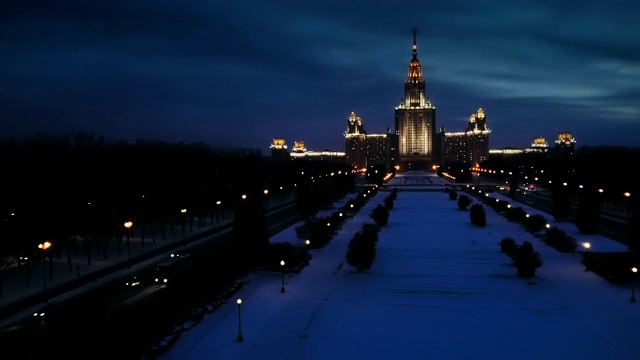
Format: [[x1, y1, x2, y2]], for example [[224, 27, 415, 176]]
[[32, 303, 62, 321], [125, 276, 141, 287]]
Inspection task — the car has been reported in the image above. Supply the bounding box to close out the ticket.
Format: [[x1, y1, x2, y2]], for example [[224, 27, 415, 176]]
[[125, 276, 141, 287], [170, 251, 189, 258], [32, 303, 62, 321], [33, 308, 47, 319]]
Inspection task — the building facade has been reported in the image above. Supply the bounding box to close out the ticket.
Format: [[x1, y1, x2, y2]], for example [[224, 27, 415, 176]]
[[290, 140, 346, 163], [394, 28, 437, 171], [344, 111, 368, 169], [270, 138, 289, 162], [488, 136, 550, 157], [441, 108, 491, 166], [344, 111, 394, 171], [555, 132, 576, 155]]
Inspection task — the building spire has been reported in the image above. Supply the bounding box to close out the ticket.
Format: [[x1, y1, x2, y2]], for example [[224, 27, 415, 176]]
[[412, 27, 418, 60]]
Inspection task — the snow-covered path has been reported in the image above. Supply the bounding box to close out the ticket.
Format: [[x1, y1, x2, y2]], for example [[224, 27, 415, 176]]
[[158, 173, 640, 360]]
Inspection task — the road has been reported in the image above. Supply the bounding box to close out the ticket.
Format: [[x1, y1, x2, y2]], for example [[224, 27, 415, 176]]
[[470, 172, 631, 245], [0, 201, 302, 360]]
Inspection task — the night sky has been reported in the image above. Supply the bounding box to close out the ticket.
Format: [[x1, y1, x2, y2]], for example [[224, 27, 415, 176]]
[[2, 1, 639, 153]]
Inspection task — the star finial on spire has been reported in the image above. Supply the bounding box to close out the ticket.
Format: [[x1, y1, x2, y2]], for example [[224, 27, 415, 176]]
[[411, 28, 418, 59]]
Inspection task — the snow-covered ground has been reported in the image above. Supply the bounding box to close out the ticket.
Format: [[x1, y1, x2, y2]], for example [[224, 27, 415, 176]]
[[157, 172, 639, 360]]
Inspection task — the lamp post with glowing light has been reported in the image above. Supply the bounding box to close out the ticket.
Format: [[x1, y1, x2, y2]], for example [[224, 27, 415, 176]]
[[236, 298, 244, 342], [124, 221, 133, 267], [631, 267, 637, 303], [38, 241, 52, 298], [280, 260, 286, 293], [625, 192, 631, 217], [583, 242, 591, 271], [180, 209, 187, 239]]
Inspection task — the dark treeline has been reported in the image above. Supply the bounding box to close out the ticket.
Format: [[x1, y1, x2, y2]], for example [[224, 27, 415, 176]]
[[0, 132, 355, 282], [479, 145, 640, 210]]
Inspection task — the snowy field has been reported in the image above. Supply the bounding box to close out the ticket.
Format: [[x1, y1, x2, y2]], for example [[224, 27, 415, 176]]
[[157, 172, 640, 360]]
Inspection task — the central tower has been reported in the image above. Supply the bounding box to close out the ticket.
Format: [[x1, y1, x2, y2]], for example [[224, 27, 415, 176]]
[[394, 28, 436, 171]]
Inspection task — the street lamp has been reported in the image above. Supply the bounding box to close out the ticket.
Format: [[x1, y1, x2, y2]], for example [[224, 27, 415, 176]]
[[280, 260, 286, 293], [624, 192, 631, 216], [38, 241, 52, 298], [583, 242, 591, 271], [236, 298, 244, 342], [181, 209, 187, 239], [124, 221, 133, 267], [631, 267, 637, 303]]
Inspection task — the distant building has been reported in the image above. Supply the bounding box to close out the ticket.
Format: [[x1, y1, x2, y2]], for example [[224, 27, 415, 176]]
[[531, 136, 549, 151], [344, 111, 394, 171], [555, 132, 576, 155], [489, 136, 551, 157], [366, 132, 393, 170], [290, 140, 345, 163], [441, 107, 491, 166], [292, 141, 307, 153], [344, 111, 367, 169], [270, 138, 289, 162], [394, 28, 437, 171]]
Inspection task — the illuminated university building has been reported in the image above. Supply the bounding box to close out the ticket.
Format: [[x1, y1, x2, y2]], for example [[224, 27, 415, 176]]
[[441, 107, 491, 166], [343, 111, 395, 170], [394, 28, 437, 171], [269, 139, 345, 163], [270, 138, 289, 162], [555, 132, 576, 155], [289, 141, 346, 163], [489, 136, 549, 157]]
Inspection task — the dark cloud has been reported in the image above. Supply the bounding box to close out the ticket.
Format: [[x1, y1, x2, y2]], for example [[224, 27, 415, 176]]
[[1, 0, 639, 152]]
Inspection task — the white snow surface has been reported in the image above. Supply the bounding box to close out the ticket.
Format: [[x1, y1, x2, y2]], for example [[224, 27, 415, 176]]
[[157, 172, 638, 360]]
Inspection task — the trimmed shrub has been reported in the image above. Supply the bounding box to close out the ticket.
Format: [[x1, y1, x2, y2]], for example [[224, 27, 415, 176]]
[[457, 195, 471, 210], [506, 206, 528, 223], [388, 188, 398, 201], [346, 224, 378, 272], [524, 214, 547, 234], [295, 216, 335, 248], [449, 191, 458, 201], [383, 197, 394, 211], [513, 241, 543, 277], [543, 227, 578, 253], [582, 252, 639, 283], [370, 204, 390, 227], [494, 199, 510, 213], [500, 237, 518, 259], [263, 242, 310, 272]]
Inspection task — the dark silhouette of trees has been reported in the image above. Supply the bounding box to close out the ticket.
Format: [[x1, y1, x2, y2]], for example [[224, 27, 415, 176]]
[[551, 181, 571, 221], [575, 186, 600, 234], [629, 206, 640, 252], [232, 194, 269, 267], [0, 132, 356, 293], [443, 161, 472, 183], [365, 164, 387, 186]]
